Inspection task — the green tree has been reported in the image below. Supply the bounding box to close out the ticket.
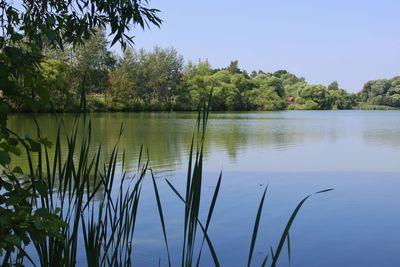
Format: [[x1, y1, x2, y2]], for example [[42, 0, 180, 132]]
[[329, 89, 355, 109], [67, 30, 116, 110], [108, 47, 184, 110], [328, 81, 339, 91], [177, 60, 213, 110], [296, 84, 333, 109], [359, 76, 400, 107], [74, 31, 116, 93], [273, 70, 288, 78], [39, 59, 72, 111], [136, 47, 183, 109], [255, 87, 286, 110], [1, 0, 161, 114], [109, 49, 136, 107], [253, 74, 285, 98], [227, 60, 240, 74], [209, 71, 241, 110], [0, 0, 162, 261]]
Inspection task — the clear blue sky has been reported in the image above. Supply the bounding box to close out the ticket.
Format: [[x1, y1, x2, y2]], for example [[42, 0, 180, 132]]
[[127, 0, 400, 92]]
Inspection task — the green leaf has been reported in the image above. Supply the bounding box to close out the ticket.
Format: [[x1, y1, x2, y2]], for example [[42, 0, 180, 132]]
[[35, 207, 50, 217], [0, 179, 13, 191], [33, 181, 47, 196], [4, 234, 22, 246], [5, 195, 21, 205], [0, 150, 11, 166], [34, 220, 44, 230], [12, 166, 23, 174], [0, 139, 21, 156], [26, 138, 41, 152], [29, 229, 45, 243]]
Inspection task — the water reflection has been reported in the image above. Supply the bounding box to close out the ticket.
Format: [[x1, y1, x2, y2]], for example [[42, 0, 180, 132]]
[[8, 111, 400, 174], [363, 129, 400, 148], [7, 111, 400, 266]]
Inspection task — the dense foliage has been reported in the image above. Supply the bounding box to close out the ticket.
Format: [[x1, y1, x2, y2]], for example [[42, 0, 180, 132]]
[[2, 31, 366, 112], [0, 0, 161, 262], [358, 76, 400, 108]]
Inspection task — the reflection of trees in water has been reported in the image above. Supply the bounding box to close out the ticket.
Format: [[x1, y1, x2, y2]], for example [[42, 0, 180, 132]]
[[205, 114, 340, 159], [8, 113, 195, 173], [9, 112, 346, 173], [363, 129, 400, 148]]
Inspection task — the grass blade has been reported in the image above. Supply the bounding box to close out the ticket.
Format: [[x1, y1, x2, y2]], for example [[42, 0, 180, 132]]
[[271, 189, 333, 267], [195, 171, 222, 267], [247, 185, 268, 267], [150, 169, 172, 267]]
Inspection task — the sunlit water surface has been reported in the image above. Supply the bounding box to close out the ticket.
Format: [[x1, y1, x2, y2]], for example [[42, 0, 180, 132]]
[[9, 111, 400, 267]]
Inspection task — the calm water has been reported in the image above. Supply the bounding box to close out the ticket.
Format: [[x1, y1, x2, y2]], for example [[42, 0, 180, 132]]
[[8, 111, 400, 266]]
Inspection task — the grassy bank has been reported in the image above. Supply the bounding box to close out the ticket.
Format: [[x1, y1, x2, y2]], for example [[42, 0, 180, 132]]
[[353, 102, 399, 110]]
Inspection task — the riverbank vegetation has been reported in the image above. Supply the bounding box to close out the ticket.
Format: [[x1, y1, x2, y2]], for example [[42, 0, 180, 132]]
[[1, 30, 398, 112]]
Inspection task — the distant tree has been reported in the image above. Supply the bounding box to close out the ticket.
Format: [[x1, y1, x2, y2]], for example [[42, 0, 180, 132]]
[[208, 71, 241, 110], [280, 73, 306, 96], [255, 87, 286, 110], [328, 81, 339, 90], [109, 47, 184, 110], [227, 60, 240, 74], [177, 60, 213, 110], [297, 84, 333, 109], [109, 49, 136, 105], [329, 89, 355, 109], [71, 30, 117, 110], [141, 47, 184, 107], [273, 70, 288, 78], [39, 59, 72, 111], [359, 79, 391, 105], [253, 74, 285, 97]]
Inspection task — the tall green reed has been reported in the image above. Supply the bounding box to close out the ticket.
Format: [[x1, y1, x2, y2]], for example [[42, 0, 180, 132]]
[[13, 117, 149, 267], [154, 99, 333, 267], [1, 103, 332, 266]]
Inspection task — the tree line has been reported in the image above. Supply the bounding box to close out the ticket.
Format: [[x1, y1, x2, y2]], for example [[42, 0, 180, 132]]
[[4, 30, 399, 112]]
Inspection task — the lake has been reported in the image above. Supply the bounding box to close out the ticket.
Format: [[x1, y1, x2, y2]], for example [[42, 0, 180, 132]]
[[8, 111, 400, 267]]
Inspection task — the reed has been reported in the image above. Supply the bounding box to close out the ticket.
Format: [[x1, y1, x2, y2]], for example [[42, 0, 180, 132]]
[[1, 104, 332, 266], [5, 117, 149, 267]]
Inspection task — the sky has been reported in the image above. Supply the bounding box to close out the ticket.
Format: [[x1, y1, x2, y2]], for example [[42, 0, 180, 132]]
[[123, 0, 400, 93]]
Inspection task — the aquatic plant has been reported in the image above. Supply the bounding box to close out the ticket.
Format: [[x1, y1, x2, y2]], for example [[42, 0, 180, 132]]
[[0, 107, 332, 266]]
